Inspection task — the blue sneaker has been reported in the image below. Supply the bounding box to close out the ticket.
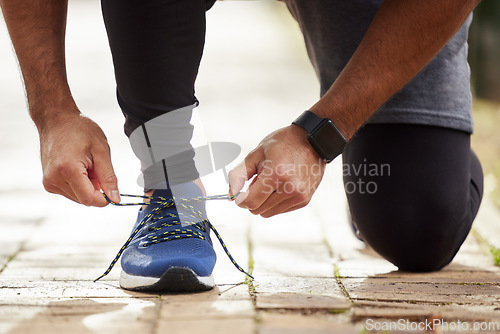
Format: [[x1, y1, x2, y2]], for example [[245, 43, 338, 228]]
[[95, 182, 254, 292], [119, 182, 216, 292]]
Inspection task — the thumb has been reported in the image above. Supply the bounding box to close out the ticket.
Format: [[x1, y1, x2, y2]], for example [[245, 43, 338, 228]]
[[228, 149, 262, 200], [93, 147, 120, 203]]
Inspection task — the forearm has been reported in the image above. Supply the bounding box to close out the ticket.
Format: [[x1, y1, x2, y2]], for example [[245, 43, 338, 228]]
[[0, 0, 77, 132], [310, 0, 480, 140]]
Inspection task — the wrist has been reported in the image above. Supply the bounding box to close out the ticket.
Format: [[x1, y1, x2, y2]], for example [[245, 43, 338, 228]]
[[292, 111, 347, 163], [309, 105, 357, 141], [287, 124, 326, 166], [289, 123, 323, 161], [32, 103, 81, 136]]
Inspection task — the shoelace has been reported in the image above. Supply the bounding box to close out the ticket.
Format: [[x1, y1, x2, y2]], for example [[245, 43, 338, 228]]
[[94, 192, 254, 282]]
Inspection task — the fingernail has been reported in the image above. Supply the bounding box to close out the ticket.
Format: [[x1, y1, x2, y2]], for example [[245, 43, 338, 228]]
[[234, 192, 248, 206], [230, 191, 241, 201], [111, 190, 120, 203]]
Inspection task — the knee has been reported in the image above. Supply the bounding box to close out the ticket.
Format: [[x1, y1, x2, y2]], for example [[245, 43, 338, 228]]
[[388, 227, 455, 272], [353, 196, 469, 272]]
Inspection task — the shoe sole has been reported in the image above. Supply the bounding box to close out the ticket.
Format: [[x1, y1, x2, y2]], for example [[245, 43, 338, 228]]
[[120, 267, 215, 292]]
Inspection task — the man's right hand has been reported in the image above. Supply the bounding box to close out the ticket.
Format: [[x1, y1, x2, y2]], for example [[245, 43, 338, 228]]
[[0, 0, 119, 206], [39, 111, 120, 207]]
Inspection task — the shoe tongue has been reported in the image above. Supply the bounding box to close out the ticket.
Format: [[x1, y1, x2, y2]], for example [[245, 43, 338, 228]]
[[139, 183, 173, 216], [151, 181, 203, 198], [145, 181, 205, 216], [151, 181, 171, 197], [151, 186, 173, 199]]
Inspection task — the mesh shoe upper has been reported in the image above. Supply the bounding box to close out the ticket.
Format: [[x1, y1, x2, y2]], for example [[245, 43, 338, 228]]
[[120, 183, 216, 278]]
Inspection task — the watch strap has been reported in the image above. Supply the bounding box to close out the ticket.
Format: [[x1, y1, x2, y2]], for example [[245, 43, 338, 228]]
[[292, 110, 323, 133], [292, 110, 347, 163]]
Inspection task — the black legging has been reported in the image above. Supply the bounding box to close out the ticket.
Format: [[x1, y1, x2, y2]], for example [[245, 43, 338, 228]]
[[343, 123, 483, 272], [101, 0, 210, 136], [101, 0, 484, 272]]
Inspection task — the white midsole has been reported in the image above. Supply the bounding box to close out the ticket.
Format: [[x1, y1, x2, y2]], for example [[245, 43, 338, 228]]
[[120, 269, 215, 289]]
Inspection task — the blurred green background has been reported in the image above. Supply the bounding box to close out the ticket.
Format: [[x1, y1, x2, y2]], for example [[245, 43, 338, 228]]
[[469, 0, 500, 208], [470, 0, 500, 102]]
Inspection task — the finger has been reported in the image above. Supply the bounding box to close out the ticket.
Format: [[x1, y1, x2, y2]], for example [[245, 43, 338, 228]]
[[228, 149, 263, 199], [88, 170, 100, 190], [249, 190, 293, 216], [282, 203, 305, 214], [92, 145, 120, 203], [43, 173, 85, 204], [260, 195, 308, 218], [49, 183, 81, 204], [63, 171, 109, 207], [237, 169, 278, 210], [65, 164, 109, 207]]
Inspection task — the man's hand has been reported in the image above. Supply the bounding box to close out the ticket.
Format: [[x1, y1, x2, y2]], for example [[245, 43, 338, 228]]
[[1, 0, 120, 206], [39, 111, 120, 207], [229, 125, 326, 218]]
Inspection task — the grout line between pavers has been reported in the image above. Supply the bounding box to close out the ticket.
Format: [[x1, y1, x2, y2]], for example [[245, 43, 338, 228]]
[[340, 278, 499, 285], [244, 221, 260, 334], [334, 264, 352, 303], [0, 217, 44, 276], [322, 231, 353, 304], [151, 295, 162, 334], [321, 236, 335, 260], [245, 224, 256, 304], [11, 275, 345, 283], [0, 242, 26, 276], [351, 297, 492, 307]]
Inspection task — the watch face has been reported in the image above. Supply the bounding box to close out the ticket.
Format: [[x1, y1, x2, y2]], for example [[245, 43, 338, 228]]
[[310, 120, 346, 162]]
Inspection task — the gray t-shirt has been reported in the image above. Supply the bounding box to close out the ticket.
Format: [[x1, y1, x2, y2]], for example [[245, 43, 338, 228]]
[[283, 0, 473, 133]]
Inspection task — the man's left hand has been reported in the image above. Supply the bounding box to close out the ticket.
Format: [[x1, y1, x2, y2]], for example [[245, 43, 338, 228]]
[[228, 125, 326, 218]]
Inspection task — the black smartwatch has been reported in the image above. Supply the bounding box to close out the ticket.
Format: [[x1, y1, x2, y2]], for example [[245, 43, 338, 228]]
[[292, 110, 346, 163]]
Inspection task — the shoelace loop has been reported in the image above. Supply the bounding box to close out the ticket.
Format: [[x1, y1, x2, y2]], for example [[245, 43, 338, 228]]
[[94, 192, 254, 282]]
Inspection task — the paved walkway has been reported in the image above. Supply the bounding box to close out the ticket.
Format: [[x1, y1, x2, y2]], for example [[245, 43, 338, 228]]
[[1, 1, 500, 333]]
